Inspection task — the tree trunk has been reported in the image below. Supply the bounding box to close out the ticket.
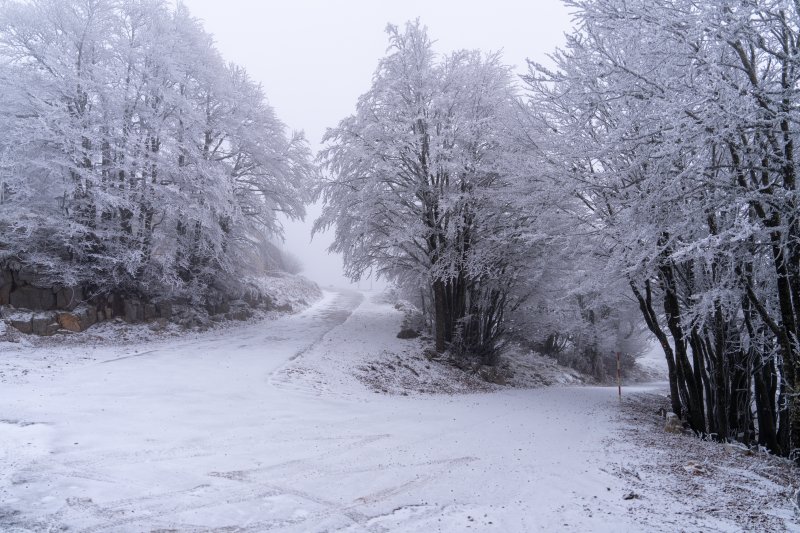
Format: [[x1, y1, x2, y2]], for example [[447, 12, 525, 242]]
[[631, 280, 682, 417], [433, 280, 447, 353]]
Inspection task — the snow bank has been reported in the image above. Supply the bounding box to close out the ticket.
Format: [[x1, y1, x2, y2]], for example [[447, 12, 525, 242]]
[[246, 273, 322, 312], [611, 391, 800, 532], [273, 290, 586, 397], [502, 344, 587, 387]]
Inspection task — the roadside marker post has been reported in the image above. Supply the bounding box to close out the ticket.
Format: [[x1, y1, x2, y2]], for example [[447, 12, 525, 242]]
[[617, 351, 622, 399]]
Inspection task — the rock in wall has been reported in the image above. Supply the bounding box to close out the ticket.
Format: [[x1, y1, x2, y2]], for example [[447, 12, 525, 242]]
[[0, 264, 301, 336]]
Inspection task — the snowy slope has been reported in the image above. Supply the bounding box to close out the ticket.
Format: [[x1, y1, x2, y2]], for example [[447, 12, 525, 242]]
[[0, 290, 796, 532]]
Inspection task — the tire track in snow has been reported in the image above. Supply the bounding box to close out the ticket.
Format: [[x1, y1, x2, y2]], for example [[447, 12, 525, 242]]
[[44, 438, 472, 531], [1, 290, 367, 532], [267, 289, 363, 395], [98, 290, 357, 367], [2, 289, 497, 533], [205, 433, 394, 484]]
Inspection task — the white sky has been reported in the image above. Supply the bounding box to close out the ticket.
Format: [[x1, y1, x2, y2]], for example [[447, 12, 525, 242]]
[[180, 0, 574, 287]]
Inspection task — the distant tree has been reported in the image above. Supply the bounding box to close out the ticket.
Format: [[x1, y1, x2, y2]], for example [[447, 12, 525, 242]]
[[509, 228, 650, 381], [316, 21, 531, 359]]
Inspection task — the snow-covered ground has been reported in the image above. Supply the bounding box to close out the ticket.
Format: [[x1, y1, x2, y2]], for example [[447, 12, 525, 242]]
[[1, 290, 797, 532]]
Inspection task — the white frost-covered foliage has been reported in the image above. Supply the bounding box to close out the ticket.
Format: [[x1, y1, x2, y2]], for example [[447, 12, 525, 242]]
[[510, 237, 650, 381], [316, 21, 533, 358], [525, 0, 800, 458], [0, 0, 313, 298]]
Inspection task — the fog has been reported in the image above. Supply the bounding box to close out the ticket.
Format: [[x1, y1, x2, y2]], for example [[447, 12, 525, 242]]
[[179, 0, 573, 288]]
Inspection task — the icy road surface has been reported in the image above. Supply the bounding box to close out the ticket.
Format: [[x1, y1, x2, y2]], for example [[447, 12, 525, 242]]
[[2, 290, 650, 532]]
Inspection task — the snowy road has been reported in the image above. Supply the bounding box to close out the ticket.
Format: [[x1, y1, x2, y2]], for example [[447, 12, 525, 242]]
[[2, 290, 649, 532]]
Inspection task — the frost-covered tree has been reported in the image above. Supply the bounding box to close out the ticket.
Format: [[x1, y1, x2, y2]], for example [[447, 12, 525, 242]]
[[0, 0, 313, 300], [525, 0, 800, 459], [316, 21, 531, 358]]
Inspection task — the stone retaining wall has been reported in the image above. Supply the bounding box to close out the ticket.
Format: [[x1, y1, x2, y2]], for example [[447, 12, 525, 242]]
[[0, 265, 175, 335], [0, 264, 277, 336]]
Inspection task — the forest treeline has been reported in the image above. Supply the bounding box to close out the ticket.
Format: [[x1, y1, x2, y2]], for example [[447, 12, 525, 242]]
[[3, 0, 800, 462]]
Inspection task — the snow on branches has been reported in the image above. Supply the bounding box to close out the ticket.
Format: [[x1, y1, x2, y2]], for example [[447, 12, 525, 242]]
[[526, 0, 800, 460], [0, 0, 314, 299], [316, 21, 532, 358]]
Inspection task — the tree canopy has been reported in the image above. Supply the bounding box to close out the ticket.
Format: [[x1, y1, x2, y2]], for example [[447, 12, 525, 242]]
[[0, 0, 314, 299], [526, 0, 800, 460], [316, 21, 534, 358]]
